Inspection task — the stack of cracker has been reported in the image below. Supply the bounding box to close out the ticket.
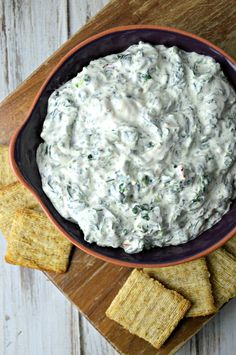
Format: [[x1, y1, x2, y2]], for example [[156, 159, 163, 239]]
[[106, 242, 236, 349], [0, 145, 72, 273]]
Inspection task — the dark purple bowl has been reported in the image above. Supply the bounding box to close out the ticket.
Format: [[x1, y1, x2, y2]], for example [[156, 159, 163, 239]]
[[10, 25, 236, 267]]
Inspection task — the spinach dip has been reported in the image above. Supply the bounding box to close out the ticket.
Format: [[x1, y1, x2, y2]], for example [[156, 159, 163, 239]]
[[37, 42, 236, 253]]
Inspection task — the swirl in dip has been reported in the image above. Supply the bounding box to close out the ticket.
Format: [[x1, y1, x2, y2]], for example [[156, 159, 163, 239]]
[[37, 42, 236, 253]]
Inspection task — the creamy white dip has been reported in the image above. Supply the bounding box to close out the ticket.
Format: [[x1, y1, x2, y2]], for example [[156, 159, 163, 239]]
[[37, 42, 236, 253]]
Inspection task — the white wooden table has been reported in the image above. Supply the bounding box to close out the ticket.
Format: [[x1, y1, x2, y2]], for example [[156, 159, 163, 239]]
[[0, 1, 236, 354]]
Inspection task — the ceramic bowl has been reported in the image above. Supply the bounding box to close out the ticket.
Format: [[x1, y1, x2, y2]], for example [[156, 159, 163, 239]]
[[10, 25, 236, 267]]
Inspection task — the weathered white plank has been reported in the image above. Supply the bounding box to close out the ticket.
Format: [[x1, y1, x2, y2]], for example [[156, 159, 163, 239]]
[[68, 0, 109, 36], [0, 1, 81, 355], [0, 0, 68, 101], [0, 0, 9, 100], [0, 234, 81, 355], [80, 315, 118, 355]]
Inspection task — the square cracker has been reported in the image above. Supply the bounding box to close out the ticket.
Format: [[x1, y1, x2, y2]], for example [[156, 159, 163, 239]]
[[144, 258, 216, 317], [5, 208, 72, 273], [0, 182, 39, 236], [106, 269, 190, 349], [0, 145, 17, 186], [224, 236, 236, 258], [206, 248, 236, 309]]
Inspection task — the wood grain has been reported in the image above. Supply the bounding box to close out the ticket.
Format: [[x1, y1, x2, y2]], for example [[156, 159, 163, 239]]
[[1, 0, 236, 354]]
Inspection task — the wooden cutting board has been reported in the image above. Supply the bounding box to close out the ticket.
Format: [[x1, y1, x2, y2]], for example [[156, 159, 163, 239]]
[[0, 0, 235, 353]]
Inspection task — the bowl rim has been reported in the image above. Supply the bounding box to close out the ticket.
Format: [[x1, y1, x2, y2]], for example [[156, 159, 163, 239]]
[[9, 24, 236, 268]]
